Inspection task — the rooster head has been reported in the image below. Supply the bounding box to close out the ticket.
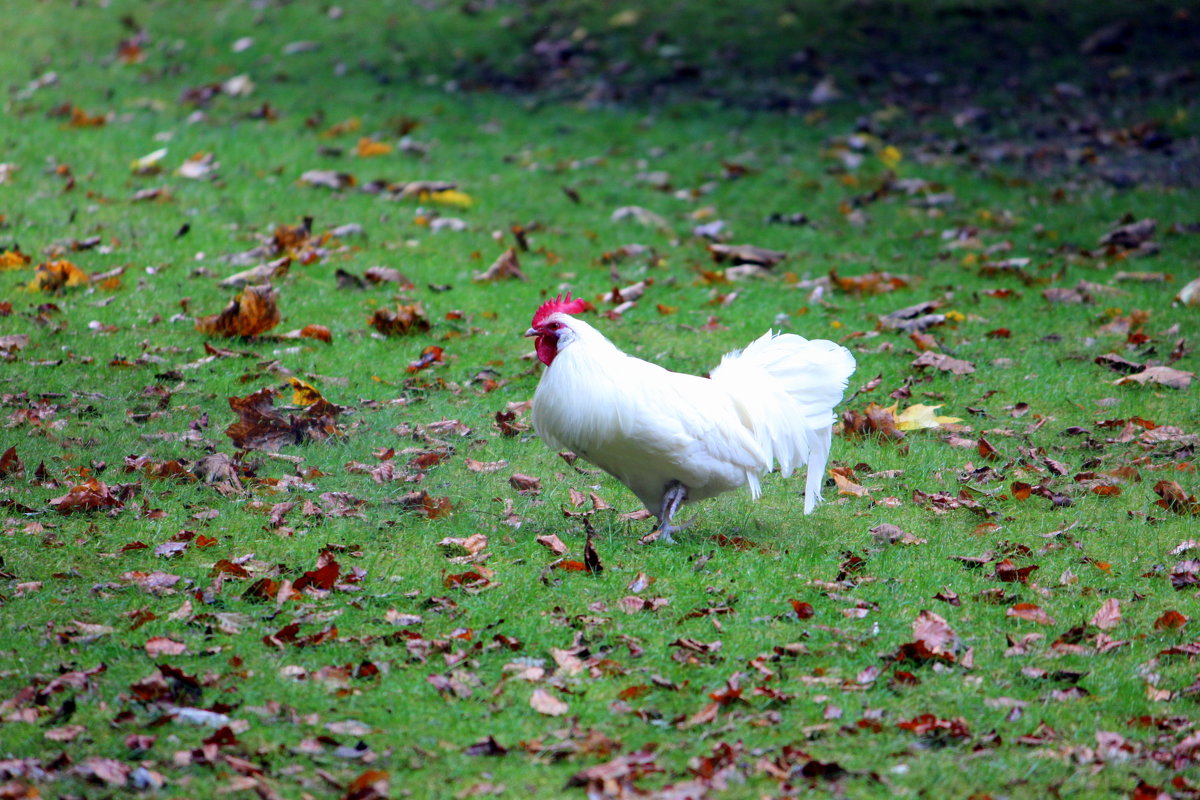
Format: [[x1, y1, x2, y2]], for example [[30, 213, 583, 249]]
[[526, 292, 588, 366]]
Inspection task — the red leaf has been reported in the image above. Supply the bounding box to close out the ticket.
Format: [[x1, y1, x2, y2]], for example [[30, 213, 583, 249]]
[[1154, 610, 1189, 630], [789, 600, 815, 619]]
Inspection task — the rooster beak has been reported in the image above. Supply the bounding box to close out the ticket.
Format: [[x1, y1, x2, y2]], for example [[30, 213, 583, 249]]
[[524, 327, 538, 338]]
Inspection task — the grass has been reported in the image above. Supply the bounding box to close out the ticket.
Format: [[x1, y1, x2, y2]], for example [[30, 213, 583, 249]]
[[2, 1, 1200, 798]]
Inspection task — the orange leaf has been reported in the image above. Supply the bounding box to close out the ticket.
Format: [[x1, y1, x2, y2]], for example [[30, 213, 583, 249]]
[[1153, 610, 1188, 630], [195, 285, 280, 338], [356, 137, 392, 157], [299, 324, 332, 343]]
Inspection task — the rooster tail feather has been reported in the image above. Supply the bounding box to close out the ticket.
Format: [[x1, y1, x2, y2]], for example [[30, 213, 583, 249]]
[[711, 331, 855, 513]]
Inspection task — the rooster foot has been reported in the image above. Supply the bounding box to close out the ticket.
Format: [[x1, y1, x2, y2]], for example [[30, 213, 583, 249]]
[[654, 480, 689, 544]]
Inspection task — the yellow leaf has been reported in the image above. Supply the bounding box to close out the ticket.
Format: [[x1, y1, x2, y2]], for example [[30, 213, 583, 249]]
[[28, 260, 88, 292], [895, 403, 962, 431], [879, 145, 902, 169], [0, 249, 32, 270], [945, 310, 965, 322], [428, 189, 474, 208], [288, 377, 324, 406]]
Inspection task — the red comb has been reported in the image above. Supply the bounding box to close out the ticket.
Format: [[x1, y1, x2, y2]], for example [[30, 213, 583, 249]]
[[531, 291, 588, 327]]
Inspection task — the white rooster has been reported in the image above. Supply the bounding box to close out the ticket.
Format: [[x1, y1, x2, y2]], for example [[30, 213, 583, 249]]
[[525, 293, 856, 542]]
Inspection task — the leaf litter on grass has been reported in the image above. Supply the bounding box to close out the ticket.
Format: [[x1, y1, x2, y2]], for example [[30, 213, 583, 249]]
[[1, 2, 1200, 799]]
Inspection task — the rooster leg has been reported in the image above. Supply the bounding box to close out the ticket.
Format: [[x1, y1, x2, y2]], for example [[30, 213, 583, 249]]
[[655, 480, 689, 544]]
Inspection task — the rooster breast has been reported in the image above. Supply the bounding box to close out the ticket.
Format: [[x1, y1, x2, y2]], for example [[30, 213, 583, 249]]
[[531, 340, 767, 512]]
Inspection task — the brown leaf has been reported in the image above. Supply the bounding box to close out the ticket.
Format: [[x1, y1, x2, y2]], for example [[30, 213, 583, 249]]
[[1153, 610, 1189, 630], [508, 473, 542, 494], [464, 458, 508, 473], [535, 534, 568, 555], [1154, 481, 1200, 515], [910, 331, 938, 351], [896, 714, 970, 740], [1114, 365, 1194, 390], [1042, 287, 1089, 304], [912, 609, 956, 655], [977, 436, 1001, 461], [584, 526, 603, 574], [831, 268, 910, 295], [195, 284, 281, 338], [1090, 598, 1121, 630], [566, 748, 660, 788], [1170, 560, 1200, 590], [878, 300, 943, 331], [438, 534, 488, 556], [144, 636, 187, 657], [0, 443, 25, 474], [364, 266, 416, 288], [787, 600, 815, 619], [45, 724, 87, 742], [911, 351, 975, 375], [49, 479, 124, 514], [707, 243, 787, 267], [0, 334, 30, 356], [831, 470, 867, 497], [225, 387, 343, 452], [1007, 603, 1056, 626], [1100, 217, 1156, 249], [390, 490, 453, 519], [841, 402, 905, 442], [1095, 352, 1146, 374], [474, 248, 527, 282], [368, 303, 431, 336], [75, 757, 130, 787], [530, 688, 568, 716]]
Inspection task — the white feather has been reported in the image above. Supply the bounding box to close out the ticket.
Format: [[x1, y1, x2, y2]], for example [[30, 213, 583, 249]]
[[530, 315, 855, 519]]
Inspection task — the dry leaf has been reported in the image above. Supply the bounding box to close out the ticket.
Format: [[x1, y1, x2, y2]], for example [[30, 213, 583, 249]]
[[536, 534, 568, 555], [28, 260, 89, 292], [474, 248, 527, 283], [1090, 598, 1121, 630], [196, 285, 281, 338], [1007, 603, 1056, 626], [912, 351, 976, 375], [1113, 366, 1194, 390], [530, 688, 568, 716], [368, 303, 430, 336]]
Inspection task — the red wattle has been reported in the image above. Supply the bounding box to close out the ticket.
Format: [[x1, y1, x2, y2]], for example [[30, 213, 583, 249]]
[[535, 335, 557, 366]]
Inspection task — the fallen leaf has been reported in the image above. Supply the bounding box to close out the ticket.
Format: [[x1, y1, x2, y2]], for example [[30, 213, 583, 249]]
[[195, 285, 281, 338], [1154, 481, 1200, 515], [474, 248, 527, 282], [530, 688, 568, 716], [28, 260, 89, 292], [368, 303, 431, 336], [911, 351, 976, 375], [1007, 603, 1056, 626], [1153, 610, 1188, 630], [1090, 598, 1121, 630], [536, 534, 568, 555], [144, 636, 187, 657], [49, 479, 124, 514], [1114, 366, 1194, 390]]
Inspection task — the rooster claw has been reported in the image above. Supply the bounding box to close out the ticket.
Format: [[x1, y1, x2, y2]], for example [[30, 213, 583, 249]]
[[640, 527, 676, 545]]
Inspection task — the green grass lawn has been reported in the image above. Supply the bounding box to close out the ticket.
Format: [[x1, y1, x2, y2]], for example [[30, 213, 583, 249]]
[[2, 1, 1199, 798]]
